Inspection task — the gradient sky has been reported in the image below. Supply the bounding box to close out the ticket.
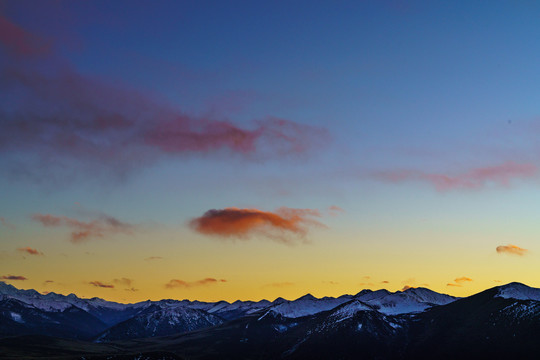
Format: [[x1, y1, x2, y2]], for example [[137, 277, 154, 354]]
[[1, 0, 540, 303]]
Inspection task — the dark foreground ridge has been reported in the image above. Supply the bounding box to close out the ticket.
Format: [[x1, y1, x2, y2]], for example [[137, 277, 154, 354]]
[[1, 282, 540, 359]]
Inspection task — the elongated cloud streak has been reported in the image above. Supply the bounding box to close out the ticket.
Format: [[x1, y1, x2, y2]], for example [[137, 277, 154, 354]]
[[375, 162, 537, 191], [0, 14, 329, 182], [145, 256, 163, 261], [32, 213, 134, 243], [89, 281, 114, 288], [1, 275, 27, 280], [165, 278, 226, 289], [0, 217, 15, 229], [496, 244, 528, 256], [189, 207, 324, 244], [447, 277, 473, 287], [17, 247, 43, 256]]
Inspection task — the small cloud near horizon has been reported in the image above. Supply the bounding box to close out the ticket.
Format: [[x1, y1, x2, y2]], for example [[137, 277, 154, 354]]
[[113, 278, 133, 286], [165, 278, 227, 289], [17, 247, 44, 256], [145, 256, 163, 261], [263, 282, 295, 288], [1, 275, 27, 281], [496, 244, 528, 256], [89, 281, 114, 288]]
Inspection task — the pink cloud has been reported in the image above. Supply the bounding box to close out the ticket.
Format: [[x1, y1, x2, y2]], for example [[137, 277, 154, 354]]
[[32, 213, 134, 243], [0, 14, 329, 183], [375, 162, 537, 191], [0, 14, 51, 56], [328, 205, 345, 216]]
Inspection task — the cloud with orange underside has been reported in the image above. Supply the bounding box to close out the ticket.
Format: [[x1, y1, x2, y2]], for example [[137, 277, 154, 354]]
[[17, 247, 43, 256], [447, 276, 473, 287], [496, 244, 528, 256], [165, 278, 227, 289], [189, 207, 325, 244], [375, 162, 537, 191], [32, 213, 134, 243]]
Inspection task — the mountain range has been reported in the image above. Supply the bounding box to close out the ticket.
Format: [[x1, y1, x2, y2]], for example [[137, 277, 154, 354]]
[[1, 281, 540, 359]]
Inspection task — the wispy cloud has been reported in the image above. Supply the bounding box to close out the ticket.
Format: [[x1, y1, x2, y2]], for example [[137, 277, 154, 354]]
[[145, 256, 163, 261], [0, 14, 329, 183], [0, 14, 51, 56], [89, 281, 114, 288], [17, 247, 43, 256], [496, 244, 528, 256], [328, 205, 345, 216], [165, 278, 227, 289], [0, 217, 15, 230], [113, 278, 133, 286], [32, 213, 134, 243], [447, 277, 473, 287], [189, 207, 324, 244], [1, 275, 27, 280], [263, 282, 295, 288], [375, 162, 537, 191], [401, 285, 414, 291]]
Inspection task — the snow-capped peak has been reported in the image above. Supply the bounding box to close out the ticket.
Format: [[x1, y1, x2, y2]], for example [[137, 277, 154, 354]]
[[496, 282, 540, 301]]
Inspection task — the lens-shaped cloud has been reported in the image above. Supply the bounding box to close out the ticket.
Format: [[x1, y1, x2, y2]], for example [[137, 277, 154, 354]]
[[496, 244, 528, 256], [189, 207, 325, 244]]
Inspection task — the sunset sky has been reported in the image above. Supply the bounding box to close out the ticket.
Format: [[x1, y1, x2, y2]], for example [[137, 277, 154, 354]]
[[1, 1, 540, 303]]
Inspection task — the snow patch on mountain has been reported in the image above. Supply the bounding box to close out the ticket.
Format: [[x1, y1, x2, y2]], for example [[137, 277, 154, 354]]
[[497, 282, 540, 301], [265, 294, 351, 318]]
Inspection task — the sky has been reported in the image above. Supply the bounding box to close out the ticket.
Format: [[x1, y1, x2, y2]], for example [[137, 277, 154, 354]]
[[1, 0, 540, 303]]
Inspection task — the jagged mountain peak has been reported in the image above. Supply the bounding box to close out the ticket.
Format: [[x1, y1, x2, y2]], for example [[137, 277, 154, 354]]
[[296, 293, 318, 301]]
